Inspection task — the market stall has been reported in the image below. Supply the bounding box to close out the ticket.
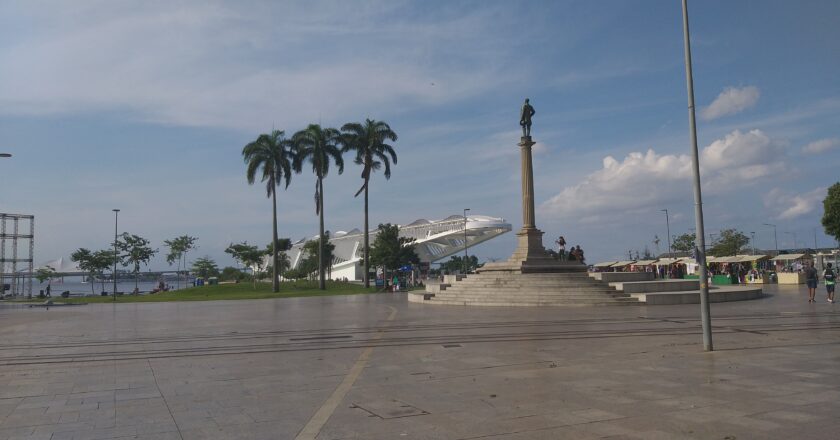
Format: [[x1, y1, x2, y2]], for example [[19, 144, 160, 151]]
[[608, 261, 637, 272], [592, 261, 619, 272], [772, 253, 812, 284], [629, 259, 658, 273]]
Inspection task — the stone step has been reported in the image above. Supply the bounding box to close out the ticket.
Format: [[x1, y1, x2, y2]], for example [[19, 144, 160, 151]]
[[433, 291, 632, 298], [443, 287, 621, 294], [447, 281, 615, 290], [434, 295, 632, 301], [423, 299, 637, 306]]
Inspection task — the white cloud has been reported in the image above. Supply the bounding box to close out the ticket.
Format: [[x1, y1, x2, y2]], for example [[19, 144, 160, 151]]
[[540, 149, 693, 221], [700, 129, 788, 191], [701, 86, 760, 120], [0, 2, 519, 131], [539, 129, 788, 220], [802, 137, 840, 153], [763, 187, 826, 220]]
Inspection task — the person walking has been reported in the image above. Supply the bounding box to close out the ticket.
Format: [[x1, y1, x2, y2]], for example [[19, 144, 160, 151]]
[[805, 261, 819, 303], [823, 262, 835, 303]]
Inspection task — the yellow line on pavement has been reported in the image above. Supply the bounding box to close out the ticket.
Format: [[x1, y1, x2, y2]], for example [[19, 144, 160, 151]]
[[295, 305, 398, 440]]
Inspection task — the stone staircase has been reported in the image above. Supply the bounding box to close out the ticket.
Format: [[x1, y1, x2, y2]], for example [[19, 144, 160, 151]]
[[410, 272, 640, 307]]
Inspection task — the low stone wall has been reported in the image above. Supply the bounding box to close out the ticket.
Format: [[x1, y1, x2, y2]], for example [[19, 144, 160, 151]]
[[631, 287, 763, 305], [610, 279, 699, 293], [591, 272, 655, 282]]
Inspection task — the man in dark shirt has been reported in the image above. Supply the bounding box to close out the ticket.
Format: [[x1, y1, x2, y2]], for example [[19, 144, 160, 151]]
[[805, 261, 818, 303]]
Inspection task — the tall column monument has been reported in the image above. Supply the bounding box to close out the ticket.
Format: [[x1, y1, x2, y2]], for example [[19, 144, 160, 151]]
[[480, 98, 584, 274]]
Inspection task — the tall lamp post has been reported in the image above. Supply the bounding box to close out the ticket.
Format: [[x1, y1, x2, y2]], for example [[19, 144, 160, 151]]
[[112, 209, 120, 301], [661, 209, 673, 258], [463, 208, 470, 274], [681, 0, 712, 351], [750, 231, 756, 255], [763, 223, 778, 256]]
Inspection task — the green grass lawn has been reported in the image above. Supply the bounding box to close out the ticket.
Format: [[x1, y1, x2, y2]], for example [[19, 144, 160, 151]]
[[46, 281, 382, 303]]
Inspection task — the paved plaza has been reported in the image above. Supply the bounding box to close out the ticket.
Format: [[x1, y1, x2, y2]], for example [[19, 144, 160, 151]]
[[0, 284, 838, 440]]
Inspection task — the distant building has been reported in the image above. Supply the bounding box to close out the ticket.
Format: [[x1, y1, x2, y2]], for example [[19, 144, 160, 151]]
[[283, 214, 511, 281]]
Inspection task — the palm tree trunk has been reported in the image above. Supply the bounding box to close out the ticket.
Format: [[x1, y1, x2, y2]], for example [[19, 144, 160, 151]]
[[363, 177, 370, 288], [318, 177, 326, 290], [271, 185, 279, 293], [135, 266, 139, 293]]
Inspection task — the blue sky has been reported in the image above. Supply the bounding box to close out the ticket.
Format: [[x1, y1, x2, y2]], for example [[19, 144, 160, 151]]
[[1, 0, 838, 269]]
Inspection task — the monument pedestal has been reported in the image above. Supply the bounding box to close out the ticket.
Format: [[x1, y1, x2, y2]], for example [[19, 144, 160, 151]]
[[417, 112, 635, 306], [480, 227, 586, 274]]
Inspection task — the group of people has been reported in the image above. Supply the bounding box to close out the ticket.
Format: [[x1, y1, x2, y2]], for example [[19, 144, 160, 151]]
[[805, 261, 835, 303], [554, 236, 585, 264]]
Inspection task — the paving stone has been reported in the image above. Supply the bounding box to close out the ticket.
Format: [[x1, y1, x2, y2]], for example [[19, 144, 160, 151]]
[[0, 284, 836, 439]]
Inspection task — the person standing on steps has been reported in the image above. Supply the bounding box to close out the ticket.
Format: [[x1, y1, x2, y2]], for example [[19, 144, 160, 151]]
[[823, 263, 835, 303], [555, 236, 566, 261], [805, 261, 818, 303]]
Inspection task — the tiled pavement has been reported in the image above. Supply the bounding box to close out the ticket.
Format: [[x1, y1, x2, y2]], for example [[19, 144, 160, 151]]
[[0, 284, 837, 439]]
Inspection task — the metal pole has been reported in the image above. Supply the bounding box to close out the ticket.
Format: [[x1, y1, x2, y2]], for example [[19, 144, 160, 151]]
[[463, 208, 470, 273], [112, 209, 120, 301], [750, 232, 756, 255], [681, 0, 712, 351], [662, 209, 673, 258], [814, 227, 818, 250]]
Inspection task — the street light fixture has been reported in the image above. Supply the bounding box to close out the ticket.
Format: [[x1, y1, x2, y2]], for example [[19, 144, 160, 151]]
[[763, 223, 778, 256], [661, 209, 673, 258], [112, 209, 120, 301], [0, 153, 11, 158], [463, 208, 470, 274]]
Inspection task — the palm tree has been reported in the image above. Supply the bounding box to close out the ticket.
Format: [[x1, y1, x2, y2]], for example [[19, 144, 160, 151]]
[[293, 124, 344, 290], [341, 119, 398, 288], [242, 130, 295, 292]]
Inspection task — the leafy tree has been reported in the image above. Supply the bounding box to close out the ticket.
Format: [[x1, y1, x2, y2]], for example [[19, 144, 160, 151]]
[[672, 233, 696, 253], [300, 233, 335, 280], [243, 130, 295, 293], [708, 229, 749, 257], [35, 266, 56, 284], [822, 182, 840, 243], [293, 124, 344, 289], [92, 250, 116, 294], [191, 256, 220, 280], [34, 266, 56, 298], [369, 224, 419, 280], [341, 119, 398, 288], [219, 266, 246, 282], [440, 255, 480, 274], [164, 235, 198, 290], [116, 233, 158, 293], [225, 242, 267, 288], [71, 248, 99, 296], [265, 238, 292, 276]]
